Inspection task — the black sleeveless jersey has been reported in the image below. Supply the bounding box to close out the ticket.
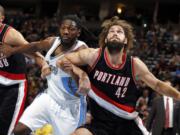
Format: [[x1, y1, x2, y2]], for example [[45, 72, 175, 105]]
[[0, 24, 26, 79], [87, 48, 140, 119]]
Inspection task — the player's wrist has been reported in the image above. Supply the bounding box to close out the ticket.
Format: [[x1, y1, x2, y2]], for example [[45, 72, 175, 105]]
[[80, 72, 89, 80], [41, 64, 50, 70]]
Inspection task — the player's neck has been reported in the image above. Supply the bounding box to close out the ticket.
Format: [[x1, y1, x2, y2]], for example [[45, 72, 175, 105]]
[[105, 47, 124, 66]]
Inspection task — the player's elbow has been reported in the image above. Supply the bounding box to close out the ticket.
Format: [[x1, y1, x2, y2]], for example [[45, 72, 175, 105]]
[[13, 129, 21, 135], [13, 128, 24, 135], [13, 123, 31, 135]]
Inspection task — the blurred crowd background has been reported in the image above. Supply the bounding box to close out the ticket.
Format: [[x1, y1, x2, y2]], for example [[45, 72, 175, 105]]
[[1, 0, 180, 129]]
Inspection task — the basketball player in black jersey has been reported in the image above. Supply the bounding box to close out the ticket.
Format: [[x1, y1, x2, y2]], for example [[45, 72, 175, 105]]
[[0, 5, 49, 135], [56, 16, 180, 135]]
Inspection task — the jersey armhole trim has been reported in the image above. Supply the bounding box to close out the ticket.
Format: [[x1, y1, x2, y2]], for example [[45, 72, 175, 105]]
[[0, 24, 5, 34], [2, 26, 11, 43], [131, 57, 138, 84], [87, 48, 102, 73]]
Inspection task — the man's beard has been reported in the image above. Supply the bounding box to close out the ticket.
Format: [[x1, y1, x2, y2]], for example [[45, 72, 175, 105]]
[[105, 41, 125, 54], [60, 37, 76, 50]]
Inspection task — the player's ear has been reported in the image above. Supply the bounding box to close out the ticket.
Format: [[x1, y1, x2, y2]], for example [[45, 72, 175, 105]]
[[124, 38, 127, 44], [105, 38, 107, 43], [0, 16, 5, 22], [77, 29, 81, 37]]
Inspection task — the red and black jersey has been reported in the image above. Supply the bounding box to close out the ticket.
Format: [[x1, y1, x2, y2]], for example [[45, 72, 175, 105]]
[[0, 24, 26, 81], [87, 47, 140, 120]]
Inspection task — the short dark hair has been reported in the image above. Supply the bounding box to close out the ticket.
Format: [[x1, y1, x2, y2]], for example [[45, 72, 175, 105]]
[[0, 5, 5, 16]]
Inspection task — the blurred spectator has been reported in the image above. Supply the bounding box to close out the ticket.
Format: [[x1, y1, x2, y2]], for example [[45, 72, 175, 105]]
[[146, 81, 179, 135], [174, 66, 180, 85], [175, 101, 180, 135], [146, 95, 180, 135], [136, 89, 150, 106]]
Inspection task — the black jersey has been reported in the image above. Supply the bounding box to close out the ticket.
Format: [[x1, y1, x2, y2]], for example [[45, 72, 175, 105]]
[[0, 24, 26, 82], [87, 48, 140, 120]]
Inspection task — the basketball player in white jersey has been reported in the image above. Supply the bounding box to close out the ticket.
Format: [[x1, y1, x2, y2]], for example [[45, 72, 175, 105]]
[[7, 15, 90, 135]]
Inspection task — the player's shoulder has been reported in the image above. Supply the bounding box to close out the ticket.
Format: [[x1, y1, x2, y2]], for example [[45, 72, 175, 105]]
[[80, 47, 99, 53], [2, 23, 21, 35], [74, 40, 88, 51], [77, 40, 87, 46], [44, 36, 56, 42], [4, 25, 24, 40], [43, 36, 57, 46], [85, 48, 100, 60], [6, 26, 19, 35], [86, 48, 100, 54], [2, 24, 28, 45], [132, 57, 144, 66]]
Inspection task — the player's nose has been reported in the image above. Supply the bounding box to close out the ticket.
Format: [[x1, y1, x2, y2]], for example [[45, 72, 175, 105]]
[[63, 28, 69, 35]]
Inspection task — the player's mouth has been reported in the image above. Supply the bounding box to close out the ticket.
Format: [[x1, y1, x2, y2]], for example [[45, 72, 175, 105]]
[[62, 36, 70, 41]]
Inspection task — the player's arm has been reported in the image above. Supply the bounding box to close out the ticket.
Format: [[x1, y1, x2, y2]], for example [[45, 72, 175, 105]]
[[61, 59, 90, 95], [133, 57, 180, 100], [2, 40, 51, 55], [0, 28, 53, 57], [1, 27, 52, 73], [57, 48, 99, 67], [72, 64, 90, 95]]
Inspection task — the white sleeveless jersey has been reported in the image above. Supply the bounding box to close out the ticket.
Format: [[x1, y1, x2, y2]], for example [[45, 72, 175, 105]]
[[19, 38, 87, 135], [45, 37, 87, 105]]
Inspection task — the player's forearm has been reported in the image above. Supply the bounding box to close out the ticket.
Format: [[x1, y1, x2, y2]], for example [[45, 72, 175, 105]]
[[9, 43, 38, 55], [33, 52, 49, 68], [11, 41, 48, 55], [71, 65, 88, 79], [71, 65, 90, 95], [156, 81, 180, 100]]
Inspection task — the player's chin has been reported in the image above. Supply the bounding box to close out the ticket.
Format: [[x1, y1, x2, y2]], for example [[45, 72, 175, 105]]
[[62, 38, 71, 43], [109, 39, 121, 43]]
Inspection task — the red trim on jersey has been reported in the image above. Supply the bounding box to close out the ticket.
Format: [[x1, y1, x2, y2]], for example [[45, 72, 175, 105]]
[[0, 70, 26, 80], [15, 80, 27, 125], [2, 26, 11, 43], [0, 24, 5, 34], [88, 48, 102, 72], [91, 84, 135, 113], [104, 49, 127, 70], [131, 57, 137, 84]]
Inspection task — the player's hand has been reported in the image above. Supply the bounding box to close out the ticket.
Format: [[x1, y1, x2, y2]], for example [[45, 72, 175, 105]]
[[0, 43, 14, 59], [56, 59, 63, 68], [41, 64, 51, 79], [57, 59, 74, 74], [78, 75, 91, 95]]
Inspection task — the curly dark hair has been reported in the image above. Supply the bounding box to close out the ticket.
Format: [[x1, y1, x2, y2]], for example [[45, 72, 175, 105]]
[[99, 16, 134, 50]]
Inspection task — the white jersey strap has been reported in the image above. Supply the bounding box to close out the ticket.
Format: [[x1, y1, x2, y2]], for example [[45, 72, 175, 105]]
[[45, 37, 61, 61]]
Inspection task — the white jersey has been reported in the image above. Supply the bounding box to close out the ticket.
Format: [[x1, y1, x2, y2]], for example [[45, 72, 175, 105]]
[[19, 37, 87, 135], [45, 37, 87, 104]]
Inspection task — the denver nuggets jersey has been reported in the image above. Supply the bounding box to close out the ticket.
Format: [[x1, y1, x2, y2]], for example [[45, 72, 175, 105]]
[[45, 37, 87, 104]]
